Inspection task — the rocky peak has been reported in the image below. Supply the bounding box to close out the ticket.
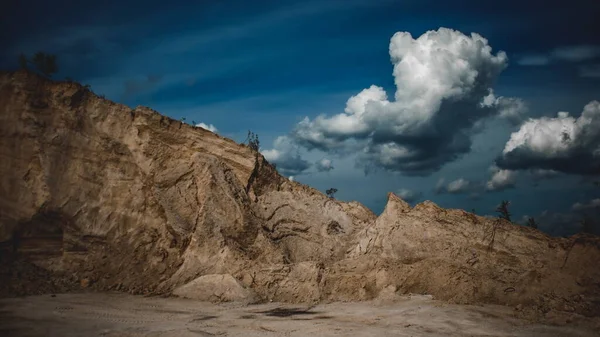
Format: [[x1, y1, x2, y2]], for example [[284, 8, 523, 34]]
[[383, 192, 413, 214]]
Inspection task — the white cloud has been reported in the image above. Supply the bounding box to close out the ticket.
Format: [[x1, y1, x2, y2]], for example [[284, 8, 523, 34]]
[[447, 178, 471, 194], [291, 28, 515, 175], [572, 199, 600, 211], [435, 178, 446, 191], [497, 100, 600, 175], [262, 136, 311, 175], [435, 177, 472, 194], [315, 158, 334, 172], [551, 45, 600, 62], [518, 45, 600, 71], [486, 166, 517, 191], [516, 55, 550, 66], [396, 188, 422, 203], [195, 122, 218, 133], [480, 89, 528, 125]]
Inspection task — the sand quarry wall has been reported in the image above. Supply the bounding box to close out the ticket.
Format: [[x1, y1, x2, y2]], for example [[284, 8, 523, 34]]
[[0, 71, 599, 322]]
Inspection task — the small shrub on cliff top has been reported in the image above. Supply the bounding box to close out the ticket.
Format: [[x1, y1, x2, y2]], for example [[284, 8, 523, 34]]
[[526, 217, 538, 229], [326, 188, 338, 199], [246, 131, 260, 152], [495, 200, 511, 222], [33, 52, 58, 77], [18, 52, 58, 78]]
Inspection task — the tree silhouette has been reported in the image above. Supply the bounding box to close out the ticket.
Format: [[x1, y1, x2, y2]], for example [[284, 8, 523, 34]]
[[247, 131, 260, 153], [526, 217, 538, 229], [495, 200, 511, 222], [326, 188, 338, 199], [30, 52, 58, 77]]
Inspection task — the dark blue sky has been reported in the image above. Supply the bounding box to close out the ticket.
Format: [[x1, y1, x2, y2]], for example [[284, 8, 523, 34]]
[[2, 0, 599, 235]]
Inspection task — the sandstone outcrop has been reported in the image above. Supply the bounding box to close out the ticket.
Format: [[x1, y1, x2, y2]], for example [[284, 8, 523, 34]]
[[1, 71, 598, 323]]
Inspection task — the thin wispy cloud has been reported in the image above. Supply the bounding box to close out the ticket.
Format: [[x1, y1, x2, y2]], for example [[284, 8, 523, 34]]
[[517, 55, 551, 66], [517, 45, 600, 67], [579, 64, 600, 78], [572, 198, 600, 211], [5, 0, 390, 103], [435, 178, 473, 194], [551, 45, 600, 62]]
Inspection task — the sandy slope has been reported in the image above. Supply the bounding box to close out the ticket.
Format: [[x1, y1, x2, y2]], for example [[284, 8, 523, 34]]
[[0, 293, 598, 337], [1, 70, 599, 323]]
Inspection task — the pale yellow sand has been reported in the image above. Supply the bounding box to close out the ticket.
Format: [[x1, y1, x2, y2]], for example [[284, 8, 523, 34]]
[[1, 293, 598, 337]]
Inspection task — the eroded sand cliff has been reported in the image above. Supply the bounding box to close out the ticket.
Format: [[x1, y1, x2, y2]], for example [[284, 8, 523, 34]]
[[1, 71, 598, 323]]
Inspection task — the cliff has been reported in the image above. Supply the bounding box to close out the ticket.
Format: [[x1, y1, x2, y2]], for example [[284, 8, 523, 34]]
[[1, 70, 598, 323]]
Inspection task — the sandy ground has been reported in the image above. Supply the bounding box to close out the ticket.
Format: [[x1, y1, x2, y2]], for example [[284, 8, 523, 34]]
[[0, 293, 597, 337]]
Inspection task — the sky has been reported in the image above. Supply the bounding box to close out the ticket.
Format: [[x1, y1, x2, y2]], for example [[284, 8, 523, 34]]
[[2, 0, 599, 236]]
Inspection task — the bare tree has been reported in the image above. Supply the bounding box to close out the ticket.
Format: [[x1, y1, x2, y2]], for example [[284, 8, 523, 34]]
[[527, 217, 538, 229], [496, 200, 511, 222]]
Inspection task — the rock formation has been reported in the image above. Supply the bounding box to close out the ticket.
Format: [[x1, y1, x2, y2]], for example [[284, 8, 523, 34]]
[[1, 70, 598, 322]]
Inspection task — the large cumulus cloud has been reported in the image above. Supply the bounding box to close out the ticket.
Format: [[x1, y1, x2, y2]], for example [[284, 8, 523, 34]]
[[290, 28, 524, 175], [496, 100, 600, 175]]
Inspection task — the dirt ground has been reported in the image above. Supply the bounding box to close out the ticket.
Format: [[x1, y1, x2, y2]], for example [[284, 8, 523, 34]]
[[0, 293, 598, 337]]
